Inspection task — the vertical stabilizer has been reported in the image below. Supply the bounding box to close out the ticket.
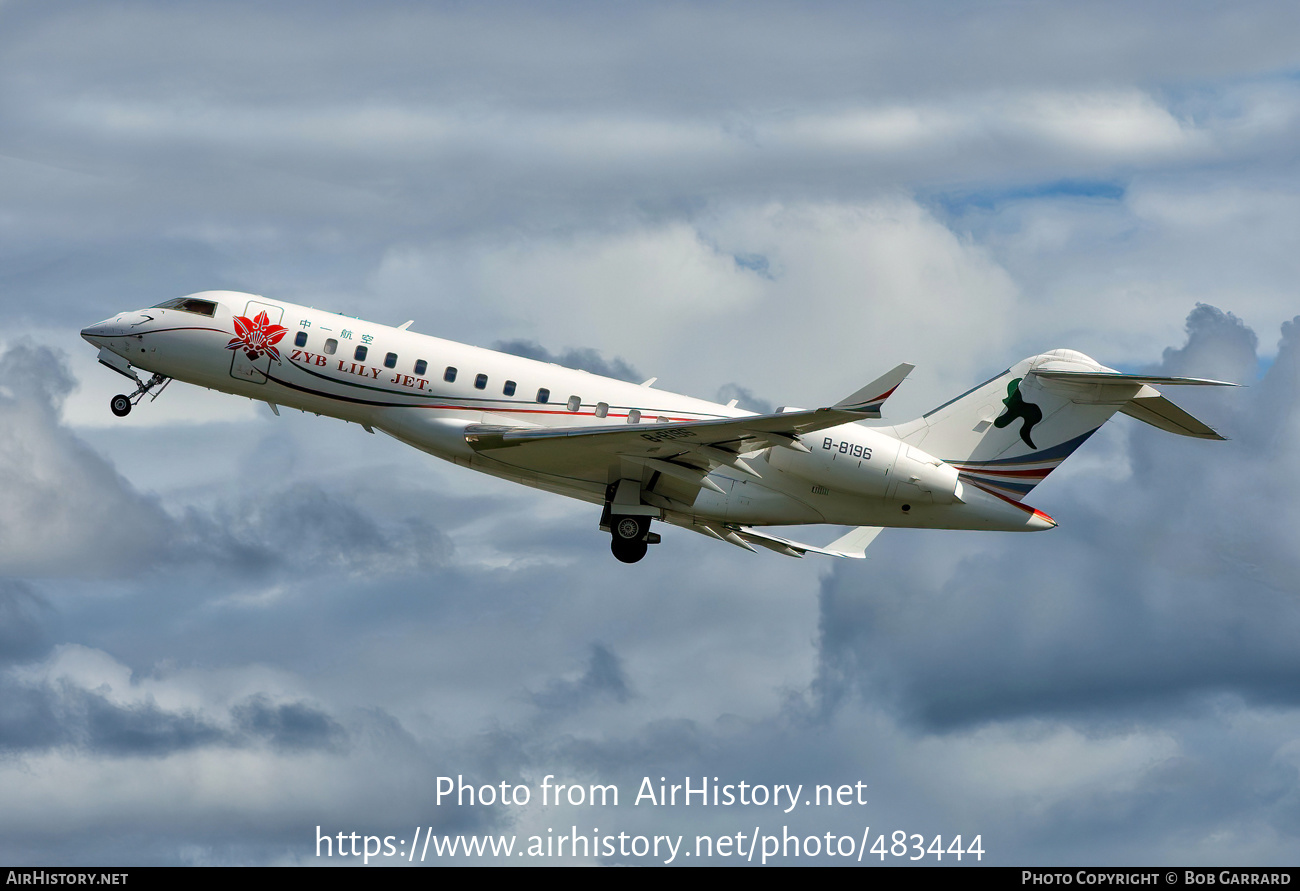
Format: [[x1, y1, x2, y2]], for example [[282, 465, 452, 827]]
[[882, 351, 1137, 501], [880, 350, 1234, 501]]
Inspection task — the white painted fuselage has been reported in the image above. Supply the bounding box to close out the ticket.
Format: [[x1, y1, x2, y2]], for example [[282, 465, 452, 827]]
[[85, 289, 1230, 559]]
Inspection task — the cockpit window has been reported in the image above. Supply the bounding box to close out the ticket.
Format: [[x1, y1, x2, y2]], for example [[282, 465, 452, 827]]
[[152, 297, 217, 317]]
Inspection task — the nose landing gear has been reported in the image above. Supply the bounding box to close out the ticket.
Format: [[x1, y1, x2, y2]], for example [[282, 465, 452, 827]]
[[109, 371, 171, 418]]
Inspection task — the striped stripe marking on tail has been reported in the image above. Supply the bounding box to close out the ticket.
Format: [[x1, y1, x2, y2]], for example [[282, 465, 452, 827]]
[[946, 429, 1098, 501]]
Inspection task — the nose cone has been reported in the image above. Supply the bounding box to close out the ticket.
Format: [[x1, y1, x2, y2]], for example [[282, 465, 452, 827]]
[[81, 318, 118, 348], [82, 309, 158, 348]]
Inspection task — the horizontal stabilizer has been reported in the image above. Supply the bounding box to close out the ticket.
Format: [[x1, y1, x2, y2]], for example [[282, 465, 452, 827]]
[[833, 363, 914, 416], [1120, 392, 1226, 440], [1032, 371, 1238, 387], [1031, 370, 1234, 440]]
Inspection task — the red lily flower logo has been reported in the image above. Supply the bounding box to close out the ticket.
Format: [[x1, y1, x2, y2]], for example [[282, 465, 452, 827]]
[[227, 311, 289, 362]]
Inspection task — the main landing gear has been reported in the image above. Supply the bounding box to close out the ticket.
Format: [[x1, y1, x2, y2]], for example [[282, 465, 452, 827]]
[[601, 480, 663, 563], [110, 371, 171, 418], [610, 515, 651, 564]]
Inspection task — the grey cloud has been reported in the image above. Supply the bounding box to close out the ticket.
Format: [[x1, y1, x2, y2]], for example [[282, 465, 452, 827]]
[[0, 342, 451, 582], [12, 5, 1300, 334], [714, 383, 773, 414], [532, 642, 633, 714], [0, 580, 53, 665], [0, 342, 172, 577], [72, 686, 228, 757], [1153, 304, 1260, 423], [0, 678, 63, 753], [231, 695, 346, 753], [0, 677, 346, 757], [184, 482, 452, 578], [493, 339, 642, 383], [0, 677, 224, 756], [8, 3, 1299, 119]]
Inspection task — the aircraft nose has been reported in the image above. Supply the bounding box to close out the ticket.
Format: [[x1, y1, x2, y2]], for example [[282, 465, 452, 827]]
[[81, 309, 153, 345], [81, 318, 117, 347]]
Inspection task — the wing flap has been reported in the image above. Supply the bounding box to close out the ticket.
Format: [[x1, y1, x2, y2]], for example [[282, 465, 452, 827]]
[[681, 523, 883, 559]]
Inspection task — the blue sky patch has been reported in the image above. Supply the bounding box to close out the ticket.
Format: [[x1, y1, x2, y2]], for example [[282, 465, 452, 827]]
[[927, 179, 1127, 218]]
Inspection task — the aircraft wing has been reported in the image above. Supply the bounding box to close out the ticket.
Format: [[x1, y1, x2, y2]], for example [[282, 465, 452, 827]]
[[463, 364, 913, 493]]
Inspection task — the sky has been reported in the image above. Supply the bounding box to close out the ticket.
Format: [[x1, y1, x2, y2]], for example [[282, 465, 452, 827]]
[[2, 0, 1300, 866]]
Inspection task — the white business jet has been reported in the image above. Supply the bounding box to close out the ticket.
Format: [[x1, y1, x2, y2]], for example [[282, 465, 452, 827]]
[[82, 291, 1233, 563]]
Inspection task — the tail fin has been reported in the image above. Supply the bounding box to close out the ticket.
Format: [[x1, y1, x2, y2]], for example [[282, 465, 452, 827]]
[[881, 349, 1234, 501]]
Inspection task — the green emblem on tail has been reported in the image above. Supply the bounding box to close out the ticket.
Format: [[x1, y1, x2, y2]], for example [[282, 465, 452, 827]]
[[993, 377, 1042, 449]]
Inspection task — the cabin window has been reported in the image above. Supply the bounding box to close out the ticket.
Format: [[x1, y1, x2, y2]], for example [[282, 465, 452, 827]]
[[384, 352, 398, 369], [414, 359, 427, 376], [628, 409, 641, 424], [595, 402, 609, 418], [445, 367, 457, 382], [503, 380, 517, 397], [537, 388, 550, 403], [324, 338, 337, 355], [294, 331, 308, 348], [656, 415, 670, 423], [566, 395, 580, 412], [475, 373, 488, 390], [354, 345, 368, 361]]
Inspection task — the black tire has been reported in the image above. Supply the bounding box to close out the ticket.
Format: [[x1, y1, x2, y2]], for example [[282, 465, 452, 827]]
[[110, 394, 132, 417], [611, 537, 648, 563]]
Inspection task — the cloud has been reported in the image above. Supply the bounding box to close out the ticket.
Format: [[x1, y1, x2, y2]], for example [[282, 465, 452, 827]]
[[0, 580, 52, 665], [493, 340, 642, 383], [368, 200, 1021, 411], [183, 482, 452, 579], [531, 643, 633, 714], [230, 695, 346, 753], [0, 342, 172, 576], [0, 642, 345, 758], [714, 383, 773, 414], [0, 338, 453, 583]]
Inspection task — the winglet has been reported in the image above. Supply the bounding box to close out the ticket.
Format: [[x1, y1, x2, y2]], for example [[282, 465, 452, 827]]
[[833, 363, 914, 417]]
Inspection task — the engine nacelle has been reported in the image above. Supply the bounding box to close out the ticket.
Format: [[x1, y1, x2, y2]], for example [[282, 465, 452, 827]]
[[768, 427, 962, 505], [889, 443, 963, 505]]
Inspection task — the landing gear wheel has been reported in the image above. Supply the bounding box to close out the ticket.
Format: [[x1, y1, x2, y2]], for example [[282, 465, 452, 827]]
[[611, 537, 648, 564], [610, 515, 650, 564], [105, 372, 170, 419]]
